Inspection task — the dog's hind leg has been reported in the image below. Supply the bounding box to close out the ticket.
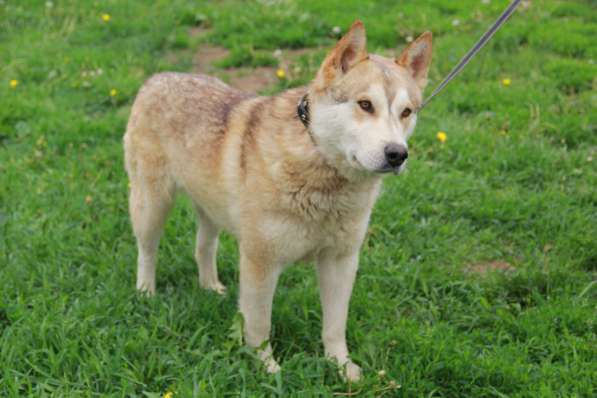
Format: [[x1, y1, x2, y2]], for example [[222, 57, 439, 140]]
[[194, 208, 226, 295], [126, 140, 175, 295], [129, 181, 174, 295]]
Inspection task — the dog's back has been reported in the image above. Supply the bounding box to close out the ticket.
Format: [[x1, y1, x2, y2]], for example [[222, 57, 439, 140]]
[[124, 73, 252, 231], [124, 72, 250, 180]]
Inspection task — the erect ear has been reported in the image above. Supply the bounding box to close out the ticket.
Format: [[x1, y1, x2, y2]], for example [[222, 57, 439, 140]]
[[396, 31, 433, 89], [316, 20, 368, 88]]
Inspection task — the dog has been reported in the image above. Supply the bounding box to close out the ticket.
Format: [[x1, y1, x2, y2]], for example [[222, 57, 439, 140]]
[[124, 20, 432, 381]]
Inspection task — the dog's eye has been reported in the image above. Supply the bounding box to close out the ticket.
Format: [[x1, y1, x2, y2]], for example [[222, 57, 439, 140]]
[[358, 100, 374, 113], [401, 108, 412, 118]]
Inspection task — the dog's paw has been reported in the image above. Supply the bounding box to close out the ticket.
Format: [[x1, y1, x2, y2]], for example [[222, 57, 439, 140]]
[[342, 361, 361, 382], [265, 357, 281, 374], [327, 356, 362, 383], [200, 279, 227, 295], [136, 281, 156, 296], [258, 346, 281, 374]]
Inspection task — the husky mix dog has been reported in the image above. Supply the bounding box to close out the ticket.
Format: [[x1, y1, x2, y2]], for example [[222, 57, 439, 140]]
[[124, 21, 432, 380]]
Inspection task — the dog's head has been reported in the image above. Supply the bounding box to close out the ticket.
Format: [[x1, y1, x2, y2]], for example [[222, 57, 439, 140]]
[[309, 21, 432, 177]]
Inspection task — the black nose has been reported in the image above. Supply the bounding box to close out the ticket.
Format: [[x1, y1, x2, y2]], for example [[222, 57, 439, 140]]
[[384, 143, 408, 168]]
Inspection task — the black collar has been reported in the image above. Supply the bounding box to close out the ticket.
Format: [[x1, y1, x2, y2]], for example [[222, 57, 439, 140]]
[[297, 94, 310, 128]]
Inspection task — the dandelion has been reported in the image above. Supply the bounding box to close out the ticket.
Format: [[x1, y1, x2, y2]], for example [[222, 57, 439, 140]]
[[163, 392, 173, 398], [502, 78, 512, 86], [101, 13, 111, 22], [9, 79, 18, 88], [110, 88, 118, 97], [437, 131, 447, 143], [85, 195, 93, 204], [275, 68, 286, 79]]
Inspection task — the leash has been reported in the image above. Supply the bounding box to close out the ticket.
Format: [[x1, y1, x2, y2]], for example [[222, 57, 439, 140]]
[[420, 0, 522, 110]]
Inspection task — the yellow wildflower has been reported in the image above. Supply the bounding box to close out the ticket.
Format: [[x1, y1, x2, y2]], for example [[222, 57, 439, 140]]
[[9, 79, 18, 88], [102, 13, 111, 22], [437, 131, 447, 143], [163, 392, 173, 398], [276, 68, 286, 79], [85, 195, 93, 204], [110, 88, 118, 97], [502, 78, 511, 86]]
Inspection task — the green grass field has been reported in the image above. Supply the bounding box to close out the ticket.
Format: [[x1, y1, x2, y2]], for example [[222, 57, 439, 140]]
[[1, 0, 596, 396]]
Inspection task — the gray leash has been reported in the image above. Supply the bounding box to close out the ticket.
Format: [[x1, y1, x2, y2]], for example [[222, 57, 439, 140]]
[[420, 0, 522, 110]]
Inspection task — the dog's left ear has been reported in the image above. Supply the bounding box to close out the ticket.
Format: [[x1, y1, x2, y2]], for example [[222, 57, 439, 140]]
[[315, 20, 368, 88], [396, 32, 433, 89]]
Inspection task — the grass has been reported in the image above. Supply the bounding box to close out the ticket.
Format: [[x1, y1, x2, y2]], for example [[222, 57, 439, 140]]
[[1, 0, 595, 396]]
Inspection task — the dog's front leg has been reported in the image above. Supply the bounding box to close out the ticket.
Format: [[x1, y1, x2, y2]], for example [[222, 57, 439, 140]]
[[239, 250, 281, 373], [317, 250, 361, 382]]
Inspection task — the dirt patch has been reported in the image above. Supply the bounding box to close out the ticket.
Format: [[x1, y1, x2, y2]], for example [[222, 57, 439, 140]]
[[189, 26, 211, 38], [188, 25, 324, 93], [227, 67, 278, 93], [193, 45, 230, 74], [190, 33, 322, 93], [192, 44, 279, 93], [467, 261, 516, 276]]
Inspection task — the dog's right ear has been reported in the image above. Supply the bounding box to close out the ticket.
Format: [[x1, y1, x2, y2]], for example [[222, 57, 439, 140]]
[[314, 20, 368, 90]]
